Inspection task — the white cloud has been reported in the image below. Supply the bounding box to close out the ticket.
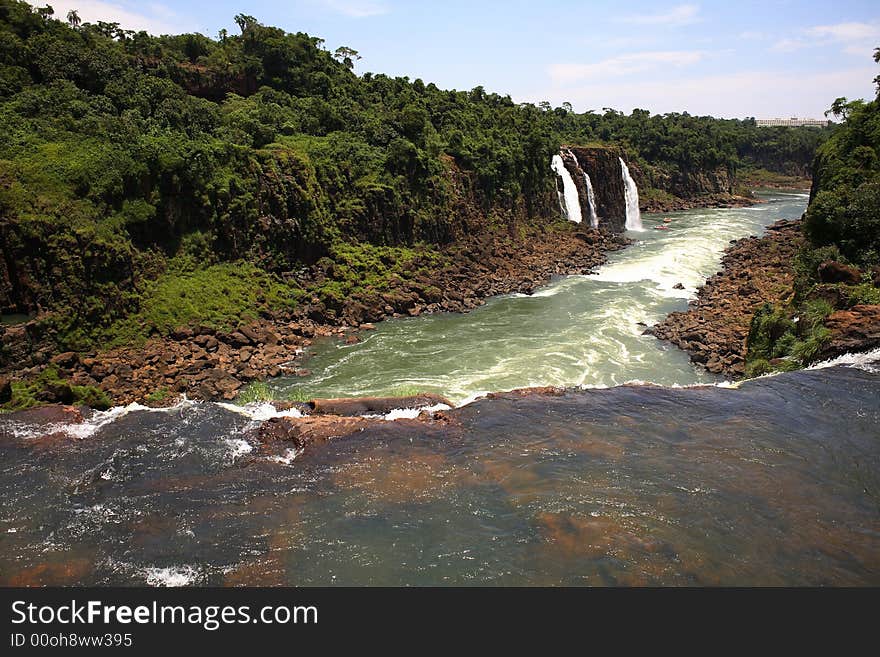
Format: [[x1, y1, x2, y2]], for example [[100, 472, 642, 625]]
[[620, 4, 700, 27], [769, 21, 880, 57], [806, 22, 880, 42], [321, 0, 390, 18], [549, 51, 704, 83], [843, 43, 877, 59], [32, 0, 189, 34], [770, 38, 807, 53], [522, 67, 876, 120]]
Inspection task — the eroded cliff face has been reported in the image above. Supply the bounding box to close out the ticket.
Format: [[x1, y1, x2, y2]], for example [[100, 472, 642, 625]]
[[642, 165, 735, 198], [555, 144, 749, 220], [559, 145, 629, 232]]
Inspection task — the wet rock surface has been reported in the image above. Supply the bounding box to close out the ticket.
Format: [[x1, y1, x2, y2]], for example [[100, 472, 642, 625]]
[[308, 394, 452, 416], [650, 219, 804, 377]]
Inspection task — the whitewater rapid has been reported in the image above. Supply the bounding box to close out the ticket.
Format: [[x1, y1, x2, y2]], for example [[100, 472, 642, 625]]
[[268, 191, 809, 404]]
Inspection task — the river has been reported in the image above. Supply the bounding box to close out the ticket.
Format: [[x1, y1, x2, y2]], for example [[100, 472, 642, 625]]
[[2, 190, 879, 586], [273, 190, 809, 403]]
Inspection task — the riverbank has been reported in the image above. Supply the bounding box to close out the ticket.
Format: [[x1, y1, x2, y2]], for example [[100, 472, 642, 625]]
[[649, 218, 804, 376], [641, 191, 758, 214], [2, 223, 627, 407]]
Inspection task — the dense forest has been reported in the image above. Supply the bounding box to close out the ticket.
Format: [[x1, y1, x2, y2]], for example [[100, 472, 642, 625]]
[[745, 49, 880, 375], [0, 1, 828, 360]]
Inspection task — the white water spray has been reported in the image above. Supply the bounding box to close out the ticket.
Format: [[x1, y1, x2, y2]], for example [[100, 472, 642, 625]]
[[550, 154, 582, 223], [619, 157, 642, 231], [583, 171, 599, 228]]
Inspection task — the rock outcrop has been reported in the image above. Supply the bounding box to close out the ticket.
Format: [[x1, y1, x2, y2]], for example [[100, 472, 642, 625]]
[[817, 260, 862, 285], [819, 305, 880, 359], [563, 145, 629, 232], [650, 219, 804, 377]]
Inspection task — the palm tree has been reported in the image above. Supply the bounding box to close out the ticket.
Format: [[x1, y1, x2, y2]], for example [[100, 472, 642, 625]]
[[67, 9, 81, 28]]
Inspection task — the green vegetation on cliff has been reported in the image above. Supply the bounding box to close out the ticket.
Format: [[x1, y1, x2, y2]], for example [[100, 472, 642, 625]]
[[0, 1, 827, 363], [745, 49, 880, 373]]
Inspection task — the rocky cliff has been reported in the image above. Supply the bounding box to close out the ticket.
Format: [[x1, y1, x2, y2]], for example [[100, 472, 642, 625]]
[[556, 145, 629, 232], [556, 144, 752, 219]]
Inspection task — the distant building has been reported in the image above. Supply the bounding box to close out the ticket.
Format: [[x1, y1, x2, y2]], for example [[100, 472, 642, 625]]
[[755, 117, 829, 128]]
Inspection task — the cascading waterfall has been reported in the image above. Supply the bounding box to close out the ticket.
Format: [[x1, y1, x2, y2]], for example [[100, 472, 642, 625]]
[[619, 157, 642, 231], [550, 154, 583, 224], [582, 171, 599, 228], [563, 148, 599, 228]]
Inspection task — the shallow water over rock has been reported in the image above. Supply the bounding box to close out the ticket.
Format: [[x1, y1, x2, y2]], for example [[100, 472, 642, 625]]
[[0, 357, 878, 586]]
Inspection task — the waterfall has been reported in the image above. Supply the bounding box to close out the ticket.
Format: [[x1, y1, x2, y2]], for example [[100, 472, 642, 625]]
[[582, 172, 599, 228], [563, 148, 598, 228], [550, 154, 582, 224], [619, 157, 642, 231]]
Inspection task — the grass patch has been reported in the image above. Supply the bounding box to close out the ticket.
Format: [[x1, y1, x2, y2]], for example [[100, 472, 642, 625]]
[[145, 387, 171, 404], [2, 366, 111, 411], [740, 167, 811, 188], [237, 381, 276, 404], [842, 282, 880, 307], [103, 262, 301, 346], [745, 299, 834, 376], [310, 241, 445, 311]]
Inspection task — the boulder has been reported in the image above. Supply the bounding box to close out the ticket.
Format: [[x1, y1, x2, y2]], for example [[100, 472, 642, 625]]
[[817, 260, 861, 285], [239, 325, 262, 344], [308, 393, 452, 417], [37, 382, 74, 405], [258, 415, 374, 450], [820, 304, 880, 360], [50, 351, 79, 368], [0, 375, 11, 403]]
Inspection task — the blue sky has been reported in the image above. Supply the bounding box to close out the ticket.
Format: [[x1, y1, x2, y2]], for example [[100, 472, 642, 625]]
[[37, 1, 880, 118]]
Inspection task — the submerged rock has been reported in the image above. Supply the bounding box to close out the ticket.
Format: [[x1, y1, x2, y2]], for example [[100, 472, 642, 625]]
[[6, 404, 85, 426], [258, 415, 375, 450], [308, 393, 452, 417]]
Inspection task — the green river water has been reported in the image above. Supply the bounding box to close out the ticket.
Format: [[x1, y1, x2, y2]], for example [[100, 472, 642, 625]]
[[271, 190, 809, 405]]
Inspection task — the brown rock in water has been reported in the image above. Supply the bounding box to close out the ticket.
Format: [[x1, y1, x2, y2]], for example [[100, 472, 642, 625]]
[[258, 415, 374, 450], [487, 386, 566, 399], [817, 260, 861, 285], [0, 405, 86, 444], [270, 400, 312, 414], [308, 393, 452, 417]]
